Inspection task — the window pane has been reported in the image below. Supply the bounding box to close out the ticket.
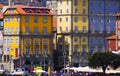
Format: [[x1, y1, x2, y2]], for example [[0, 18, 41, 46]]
[[34, 17, 38, 23], [34, 26, 38, 34], [43, 17, 47, 23], [25, 26, 29, 34], [43, 27, 47, 34], [26, 47, 30, 55], [25, 16, 29, 22]]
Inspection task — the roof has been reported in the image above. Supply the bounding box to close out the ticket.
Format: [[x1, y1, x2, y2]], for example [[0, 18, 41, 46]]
[[4, 5, 54, 15], [53, 17, 57, 28], [106, 35, 117, 39]]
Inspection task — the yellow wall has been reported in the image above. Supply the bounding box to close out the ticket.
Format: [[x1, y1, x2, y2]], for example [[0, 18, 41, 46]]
[[4, 16, 20, 59], [20, 15, 52, 35], [57, 0, 88, 53]]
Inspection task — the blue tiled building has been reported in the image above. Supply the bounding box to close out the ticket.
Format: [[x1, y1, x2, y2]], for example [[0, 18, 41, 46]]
[[88, 0, 120, 55]]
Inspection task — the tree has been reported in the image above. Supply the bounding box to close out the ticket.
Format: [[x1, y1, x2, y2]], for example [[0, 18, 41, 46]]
[[88, 52, 120, 73]]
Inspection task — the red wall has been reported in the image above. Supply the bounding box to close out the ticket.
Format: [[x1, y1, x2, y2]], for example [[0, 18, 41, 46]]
[[107, 39, 116, 51]]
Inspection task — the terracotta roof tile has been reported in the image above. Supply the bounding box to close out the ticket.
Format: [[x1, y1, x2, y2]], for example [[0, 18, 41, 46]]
[[5, 5, 54, 15], [106, 35, 117, 39]]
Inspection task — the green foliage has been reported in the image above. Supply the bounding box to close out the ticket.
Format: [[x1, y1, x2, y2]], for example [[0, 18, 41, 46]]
[[88, 52, 120, 72]]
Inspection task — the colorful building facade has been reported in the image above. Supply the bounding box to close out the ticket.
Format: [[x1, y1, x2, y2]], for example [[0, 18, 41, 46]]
[[57, 0, 120, 68], [57, 0, 88, 67], [3, 5, 53, 71], [88, 0, 120, 55]]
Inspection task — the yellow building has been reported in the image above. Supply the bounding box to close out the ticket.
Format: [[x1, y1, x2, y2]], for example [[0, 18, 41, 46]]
[[57, 0, 88, 67], [3, 5, 53, 71]]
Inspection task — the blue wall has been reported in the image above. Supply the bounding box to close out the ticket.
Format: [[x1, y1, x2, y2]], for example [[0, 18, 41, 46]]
[[88, 0, 120, 55]]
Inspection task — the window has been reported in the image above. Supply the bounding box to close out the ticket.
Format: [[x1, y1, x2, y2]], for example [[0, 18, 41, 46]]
[[82, 9, 86, 14], [11, 27, 14, 34], [74, 45, 78, 52], [16, 27, 19, 34], [98, 18, 102, 23], [90, 2, 93, 6], [90, 38, 94, 43], [74, 16, 78, 22], [106, 1, 109, 6], [74, 38, 78, 42], [118, 31, 120, 36], [60, 0, 62, 6], [106, 26, 110, 33], [34, 26, 38, 34], [25, 26, 29, 34], [82, 45, 86, 52], [66, 9, 69, 13], [98, 10, 102, 14], [66, 26, 68, 32], [90, 26, 95, 33], [0, 22, 3, 26], [35, 47, 38, 55], [82, 0, 86, 6], [74, 26, 78, 33], [35, 39, 38, 45], [26, 47, 30, 55], [90, 10, 93, 14], [98, 26, 102, 33], [26, 39, 30, 44], [60, 18, 62, 22], [60, 26, 62, 31], [16, 38, 19, 44], [74, 0, 78, 6], [43, 27, 47, 35], [4, 38, 7, 44], [60, 9, 62, 14], [91, 18, 94, 22], [82, 26, 86, 33], [25, 16, 29, 22], [7, 27, 10, 34], [82, 17, 86, 22], [8, 17, 10, 22], [106, 11, 109, 14], [34, 17, 38, 23], [82, 38, 86, 42], [118, 22, 120, 28], [4, 55, 6, 62], [98, 38, 102, 43], [66, 17, 68, 22], [106, 19, 110, 23], [16, 16, 20, 22], [99, 1, 102, 6], [44, 39, 48, 45], [75, 9, 78, 14], [43, 17, 47, 23], [44, 46, 48, 55], [66, 0, 69, 5]]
